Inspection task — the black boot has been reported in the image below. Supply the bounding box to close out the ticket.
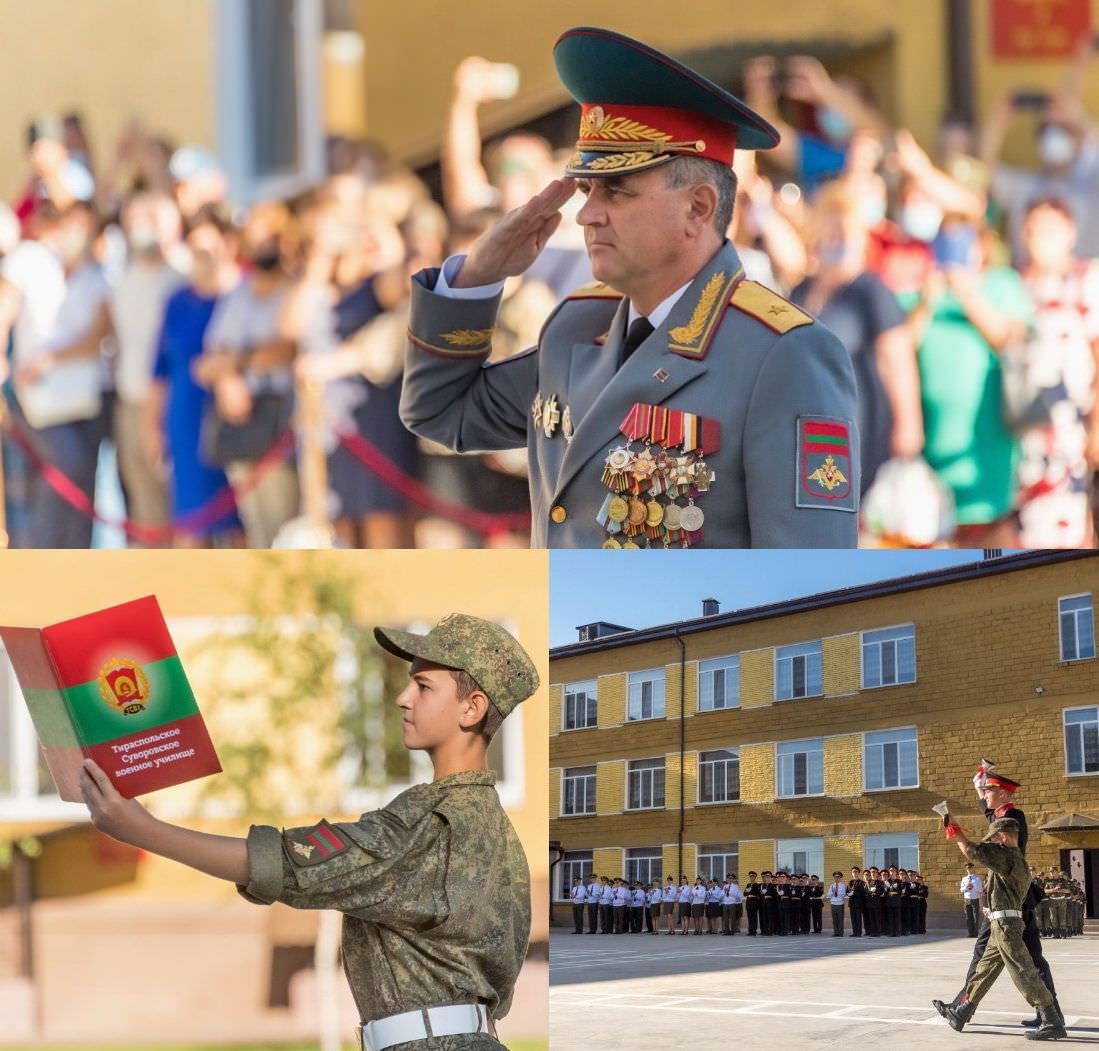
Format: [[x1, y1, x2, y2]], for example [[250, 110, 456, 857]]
[[933, 998, 976, 1032], [1025, 1002, 1067, 1041], [1022, 1009, 1042, 1028]]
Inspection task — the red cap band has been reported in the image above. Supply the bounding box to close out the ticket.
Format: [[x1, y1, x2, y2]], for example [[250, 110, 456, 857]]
[[578, 103, 738, 166]]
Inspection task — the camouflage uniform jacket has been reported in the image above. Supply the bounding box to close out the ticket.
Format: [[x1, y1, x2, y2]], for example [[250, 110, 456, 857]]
[[964, 840, 1030, 913], [237, 770, 530, 1026]]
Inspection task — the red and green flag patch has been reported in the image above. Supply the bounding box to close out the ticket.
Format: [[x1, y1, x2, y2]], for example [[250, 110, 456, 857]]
[[796, 416, 856, 511], [284, 820, 351, 867]]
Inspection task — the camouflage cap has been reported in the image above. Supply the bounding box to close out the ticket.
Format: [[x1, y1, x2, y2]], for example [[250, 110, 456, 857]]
[[373, 613, 539, 718], [987, 817, 1021, 838]]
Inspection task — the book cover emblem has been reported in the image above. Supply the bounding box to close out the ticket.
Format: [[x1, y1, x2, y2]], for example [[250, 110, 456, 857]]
[[98, 658, 151, 716]]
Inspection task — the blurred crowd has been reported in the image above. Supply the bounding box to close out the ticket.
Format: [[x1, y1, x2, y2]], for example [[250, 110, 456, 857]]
[[2, 38, 1099, 548]]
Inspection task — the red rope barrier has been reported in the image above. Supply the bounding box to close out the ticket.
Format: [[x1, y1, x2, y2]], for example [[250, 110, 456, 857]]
[[2, 417, 294, 543], [1, 414, 529, 543], [335, 430, 531, 537]]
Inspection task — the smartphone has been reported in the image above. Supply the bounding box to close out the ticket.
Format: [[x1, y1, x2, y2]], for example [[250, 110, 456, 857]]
[[1012, 90, 1050, 111], [932, 225, 977, 268]]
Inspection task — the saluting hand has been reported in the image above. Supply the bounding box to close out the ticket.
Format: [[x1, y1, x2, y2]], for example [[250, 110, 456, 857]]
[[80, 759, 153, 845], [452, 178, 576, 288]]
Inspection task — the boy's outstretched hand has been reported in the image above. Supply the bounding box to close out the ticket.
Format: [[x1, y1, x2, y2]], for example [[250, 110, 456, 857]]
[[80, 759, 153, 845]]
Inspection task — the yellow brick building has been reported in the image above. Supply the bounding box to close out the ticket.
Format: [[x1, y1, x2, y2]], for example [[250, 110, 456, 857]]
[[550, 551, 1099, 930]]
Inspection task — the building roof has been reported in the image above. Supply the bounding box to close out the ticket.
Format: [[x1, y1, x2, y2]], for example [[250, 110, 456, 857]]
[[550, 550, 1098, 659], [1039, 812, 1099, 832]]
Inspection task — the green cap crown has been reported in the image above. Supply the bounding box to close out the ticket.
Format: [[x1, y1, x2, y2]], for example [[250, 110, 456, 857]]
[[987, 817, 1020, 837], [373, 613, 539, 718]]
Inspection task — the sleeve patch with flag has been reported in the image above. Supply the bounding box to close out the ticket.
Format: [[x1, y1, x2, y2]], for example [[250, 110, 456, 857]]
[[284, 819, 351, 867], [796, 415, 856, 511]]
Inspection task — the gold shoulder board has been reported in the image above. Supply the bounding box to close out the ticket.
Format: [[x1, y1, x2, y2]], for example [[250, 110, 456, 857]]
[[730, 280, 813, 334], [567, 280, 624, 300]]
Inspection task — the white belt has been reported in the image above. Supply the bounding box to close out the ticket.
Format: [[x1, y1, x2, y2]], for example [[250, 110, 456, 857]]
[[989, 909, 1023, 920], [359, 1003, 488, 1051]]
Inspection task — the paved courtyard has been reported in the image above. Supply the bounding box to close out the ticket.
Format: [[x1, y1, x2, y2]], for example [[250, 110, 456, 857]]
[[550, 930, 1099, 1049]]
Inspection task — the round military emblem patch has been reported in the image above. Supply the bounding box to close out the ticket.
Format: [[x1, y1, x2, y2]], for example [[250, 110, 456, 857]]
[[97, 658, 151, 716]]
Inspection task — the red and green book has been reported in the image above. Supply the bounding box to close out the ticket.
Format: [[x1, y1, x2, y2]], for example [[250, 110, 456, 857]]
[[0, 595, 222, 800]]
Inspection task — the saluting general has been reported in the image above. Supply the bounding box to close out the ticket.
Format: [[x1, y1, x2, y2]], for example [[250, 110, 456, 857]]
[[401, 26, 859, 548]]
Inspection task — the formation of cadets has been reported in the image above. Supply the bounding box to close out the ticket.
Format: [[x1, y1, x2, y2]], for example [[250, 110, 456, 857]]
[[1033, 868, 1088, 939], [570, 865, 931, 936]]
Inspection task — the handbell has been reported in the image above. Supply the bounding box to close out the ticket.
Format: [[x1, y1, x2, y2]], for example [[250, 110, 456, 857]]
[[932, 800, 951, 827]]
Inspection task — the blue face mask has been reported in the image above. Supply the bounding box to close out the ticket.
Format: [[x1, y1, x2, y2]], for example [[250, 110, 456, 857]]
[[818, 107, 853, 144], [900, 202, 943, 243]]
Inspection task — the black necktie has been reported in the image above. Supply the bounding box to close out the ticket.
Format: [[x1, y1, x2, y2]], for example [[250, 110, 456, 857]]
[[621, 316, 654, 362]]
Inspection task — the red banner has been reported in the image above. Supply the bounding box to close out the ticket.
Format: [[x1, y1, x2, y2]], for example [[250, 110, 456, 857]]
[[991, 0, 1091, 58]]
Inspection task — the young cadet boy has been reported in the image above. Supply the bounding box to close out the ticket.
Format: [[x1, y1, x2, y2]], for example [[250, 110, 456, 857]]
[[78, 613, 539, 1051], [585, 874, 601, 934]]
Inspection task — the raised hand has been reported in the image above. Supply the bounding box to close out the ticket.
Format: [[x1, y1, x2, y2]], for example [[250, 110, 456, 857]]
[[79, 759, 153, 844], [452, 178, 576, 288]]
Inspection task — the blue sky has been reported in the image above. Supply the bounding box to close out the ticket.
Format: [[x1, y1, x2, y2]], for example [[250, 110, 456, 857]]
[[550, 550, 988, 648]]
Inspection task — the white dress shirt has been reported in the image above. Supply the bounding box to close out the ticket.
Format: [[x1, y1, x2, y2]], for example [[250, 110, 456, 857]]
[[828, 881, 848, 906], [961, 874, 984, 900]]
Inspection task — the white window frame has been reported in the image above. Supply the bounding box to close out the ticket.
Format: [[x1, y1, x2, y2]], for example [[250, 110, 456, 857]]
[[860, 624, 917, 689], [560, 765, 597, 817], [626, 756, 666, 811], [215, 0, 326, 204], [625, 846, 663, 886], [863, 726, 920, 792], [1063, 706, 1099, 777], [774, 640, 823, 701], [776, 837, 823, 878], [561, 679, 598, 732], [864, 833, 919, 873], [0, 639, 90, 823], [557, 850, 594, 901], [698, 655, 740, 712], [1058, 594, 1096, 663], [698, 843, 739, 881], [697, 748, 740, 805], [627, 668, 666, 722], [776, 738, 824, 798]]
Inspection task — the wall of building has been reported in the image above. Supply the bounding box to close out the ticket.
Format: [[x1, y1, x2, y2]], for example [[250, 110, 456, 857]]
[[549, 556, 1099, 927], [361, 0, 1099, 168], [0, 0, 215, 201]]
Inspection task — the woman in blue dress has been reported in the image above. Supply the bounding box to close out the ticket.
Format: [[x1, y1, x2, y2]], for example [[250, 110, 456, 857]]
[[148, 207, 243, 546]]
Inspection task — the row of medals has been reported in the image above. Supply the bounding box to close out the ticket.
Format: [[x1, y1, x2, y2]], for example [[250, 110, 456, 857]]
[[599, 444, 713, 548]]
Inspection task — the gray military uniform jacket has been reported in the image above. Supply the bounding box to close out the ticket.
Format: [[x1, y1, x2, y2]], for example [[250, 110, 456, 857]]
[[402, 240, 859, 548]]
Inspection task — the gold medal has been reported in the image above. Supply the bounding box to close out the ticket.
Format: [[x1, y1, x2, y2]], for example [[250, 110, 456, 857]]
[[602, 537, 622, 549], [679, 503, 705, 532], [646, 500, 665, 527], [627, 497, 648, 526], [663, 502, 682, 530], [607, 495, 629, 523], [631, 447, 657, 482]]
